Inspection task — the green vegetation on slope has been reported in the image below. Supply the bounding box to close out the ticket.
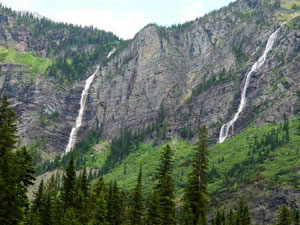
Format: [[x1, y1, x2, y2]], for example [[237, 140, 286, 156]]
[[0, 47, 52, 75], [280, 0, 300, 9], [0, 4, 121, 83], [34, 116, 300, 202], [102, 118, 300, 200]]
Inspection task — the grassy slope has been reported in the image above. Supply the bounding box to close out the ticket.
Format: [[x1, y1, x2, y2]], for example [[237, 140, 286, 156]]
[[92, 118, 300, 201], [0, 47, 52, 76], [281, 0, 300, 9]]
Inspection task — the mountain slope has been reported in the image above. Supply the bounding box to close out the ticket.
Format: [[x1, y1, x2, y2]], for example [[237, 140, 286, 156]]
[[0, 4, 120, 157], [86, 0, 300, 145]]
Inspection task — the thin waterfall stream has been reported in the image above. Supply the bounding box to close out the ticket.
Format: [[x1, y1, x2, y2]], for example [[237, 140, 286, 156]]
[[219, 23, 286, 143], [65, 66, 100, 153]]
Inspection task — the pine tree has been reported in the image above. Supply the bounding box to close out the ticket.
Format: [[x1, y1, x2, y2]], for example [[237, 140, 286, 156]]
[[215, 211, 222, 225], [61, 154, 76, 211], [107, 181, 122, 225], [32, 180, 45, 213], [294, 210, 300, 225], [147, 190, 162, 225], [183, 126, 209, 225], [277, 205, 292, 225], [235, 199, 251, 225], [227, 209, 235, 225], [155, 144, 176, 225], [80, 167, 89, 198], [62, 208, 81, 225], [0, 95, 35, 225], [128, 164, 144, 225], [75, 168, 90, 224], [89, 191, 108, 225]]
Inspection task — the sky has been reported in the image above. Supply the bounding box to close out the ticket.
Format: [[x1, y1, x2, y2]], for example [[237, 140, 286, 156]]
[[0, 0, 233, 39]]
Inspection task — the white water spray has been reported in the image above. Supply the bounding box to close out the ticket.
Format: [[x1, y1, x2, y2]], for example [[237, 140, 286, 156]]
[[107, 48, 116, 58], [65, 66, 100, 153], [219, 23, 286, 143]]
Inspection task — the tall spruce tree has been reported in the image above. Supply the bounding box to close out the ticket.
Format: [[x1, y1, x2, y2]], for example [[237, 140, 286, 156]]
[[155, 144, 176, 225], [0, 95, 35, 225], [128, 164, 144, 225], [235, 199, 251, 225], [147, 190, 162, 225], [183, 126, 209, 225], [277, 205, 292, 225], [61, 154, 76, 211], [107, 181, 122, 225], [294, 209, 300, 225], [75, 168, 90, 224]]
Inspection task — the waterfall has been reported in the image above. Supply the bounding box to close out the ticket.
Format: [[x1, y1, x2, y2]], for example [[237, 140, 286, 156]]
[[107, 48, 116, 58], [219, 23, 286, 143], [65, 66, 100, 153]]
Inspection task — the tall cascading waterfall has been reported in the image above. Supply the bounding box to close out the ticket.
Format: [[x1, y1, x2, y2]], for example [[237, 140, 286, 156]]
[[219, 23, 286, 143], [65, 66, 100, 153]]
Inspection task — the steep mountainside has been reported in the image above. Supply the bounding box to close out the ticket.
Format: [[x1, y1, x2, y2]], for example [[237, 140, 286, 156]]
[[86, 0, 300, 144], [0, 5, 120, 157], [1, 0, 300, 158]]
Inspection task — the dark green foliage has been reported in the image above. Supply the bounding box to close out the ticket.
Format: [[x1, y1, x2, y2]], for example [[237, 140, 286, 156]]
[[89, 191, 108, 225], [0, 4, 120, 84], [147, 190, 162, 225], [0, 95, 35, 225], [101, 129, 136, 175], [154, 144, 176, 225], [32, 180, 45, 213], [212, 199, 251, 225], [180, 126, 195, 140], [107, 182, 122, 225], [235, 199, 251, 225], [277, 205, 292, 225], [128, 165, 145, 225], [35, 130, 101, 175], [183, 126, 209, 225], [61, 154, 76, 210], [74, 168, 90, 224], [293, 209, 300, 225]]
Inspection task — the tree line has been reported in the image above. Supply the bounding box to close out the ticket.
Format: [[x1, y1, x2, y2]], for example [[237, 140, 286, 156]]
[[0, 95, 299, 225]]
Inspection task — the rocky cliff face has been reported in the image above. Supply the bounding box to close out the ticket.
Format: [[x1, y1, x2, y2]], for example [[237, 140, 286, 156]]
[[86, 0, 300, 144], [0, 7, 118, 156], [1, 0, 300, 156]]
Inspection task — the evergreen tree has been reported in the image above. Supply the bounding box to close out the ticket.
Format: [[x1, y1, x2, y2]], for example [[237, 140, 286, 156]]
[[277, 205, 292, 225], [89, 191, 108, 225], [75, 168, 90, 224], [297, 116, 300, 136], [61, 154, 76, 211], [155, 144, 176, 225], [107, 181, 122, 225], [294, 210, 300, 225], [235, 199, 251, 225], [147, 190, 162, 225], [215, 211, 222, 225], [0, 95, 35, 225], [33, 180, 45, 213], [62, 207, 81, 225], [183, 126, 209, 225], [227, 209, 235, 225], [128, 164, 144, 225], [80, 167, 89, 198]]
